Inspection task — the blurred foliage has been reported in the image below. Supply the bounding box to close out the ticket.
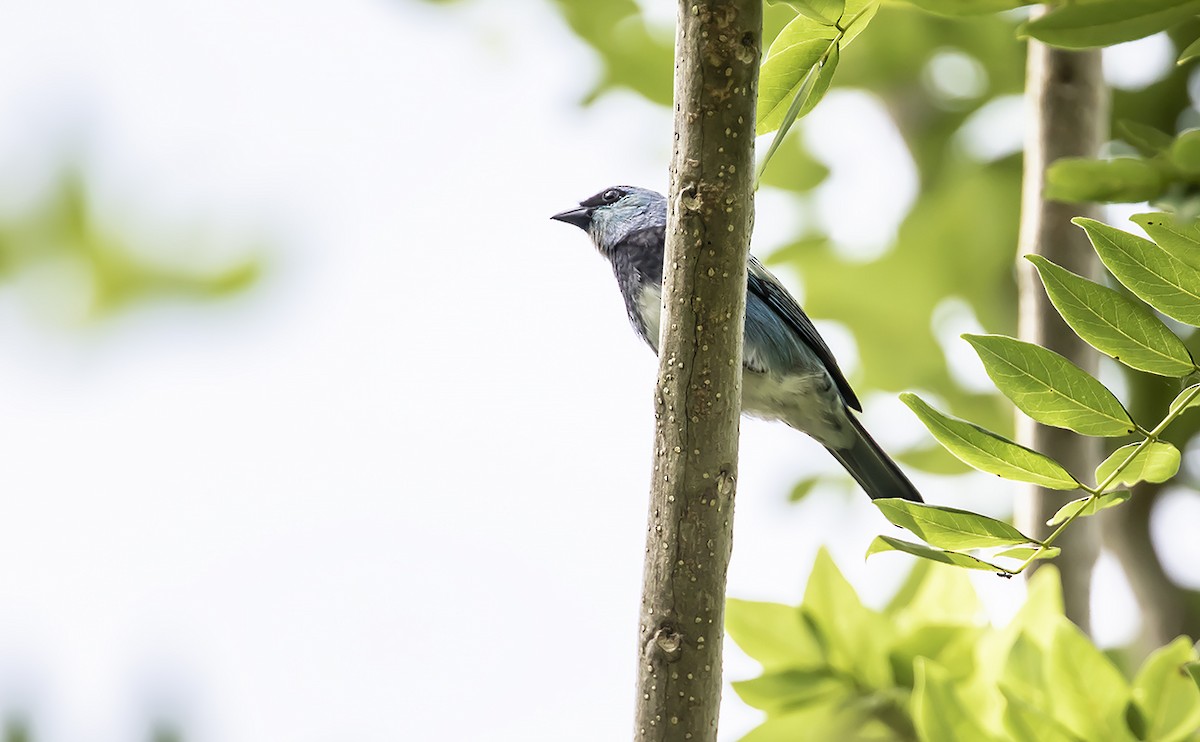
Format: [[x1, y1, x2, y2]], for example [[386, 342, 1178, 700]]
[[2, 716, 184, 742], [151, 723, 183, 742], [775, 6, 1025, 442], [3, 719, 28, 742], [0, 162, 262, 324], [543, 1, 801, 105], [904, 0, 1030, 15], [548, 0, 672, 105], [728, 552, 1200, 741]]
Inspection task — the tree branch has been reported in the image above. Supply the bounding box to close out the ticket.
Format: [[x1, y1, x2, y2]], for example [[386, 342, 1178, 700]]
[[634, 2, 760, 740]]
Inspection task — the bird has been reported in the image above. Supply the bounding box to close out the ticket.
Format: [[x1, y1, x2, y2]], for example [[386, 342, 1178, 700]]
[[551, 185, 922, 503]]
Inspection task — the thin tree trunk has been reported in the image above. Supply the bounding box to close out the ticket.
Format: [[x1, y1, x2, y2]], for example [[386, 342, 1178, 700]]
[[1105, 372, 1200, 660], [1101, 482, 1190, 658], [634, 2, 760, 739], [1015, 33, 1108, 633]]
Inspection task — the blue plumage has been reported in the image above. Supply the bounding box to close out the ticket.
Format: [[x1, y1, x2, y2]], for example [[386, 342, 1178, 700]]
[[553, 186, 922, 503]]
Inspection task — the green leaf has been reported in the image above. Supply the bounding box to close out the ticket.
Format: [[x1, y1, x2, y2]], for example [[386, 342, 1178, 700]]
[[779, 0, 845, 25], [1180, 36, 1200, 65], [1020, 0, 1200, 49], [964, 334, 1136, 437], [1095, 441, 1181, 488], [787, 476, 822, 502], [1044, 620, 1134, 741], [1118, 120, 1175, 157], [1186, 662, 1200, 689], [873, 498, 1034, 551], [1002, 633, 1049, 708], [756, 0, 876, 136], [738, 702, 873, 742], [1046, 491, 1131, 526], [758, 43, 839, 174], [1131, 212, 1200, 271], [890, 624, 984, 689], [900, 393, 1081, 489], [726, 599, 825, 670], [826, 0, 876, 44], [913, 659, 999, 742], [1076, 217, 1200, 327], [1169, 383, 1200, 416], [732, 668, 844, 713], [867, 535, 1008, 572], [758, 31, 835, 137], [889, 559, 981, 624], [552, 0, 674, 106], [1000, 685, 1081, 742], [1172, 129, 1200, 174], [1131, 637, 1200, 742], [884, 559, 933, 617], [1026, 255, 1195, 377], [902, 0, 1032, 16], [802, 548, 892, 687], [1007, 567, 1065, 645], [1045, 157, 1167, 203], [994, 545, 1062, 561]]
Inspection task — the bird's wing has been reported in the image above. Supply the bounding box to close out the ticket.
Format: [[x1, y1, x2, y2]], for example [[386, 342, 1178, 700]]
[[746, 256, 862, 412]]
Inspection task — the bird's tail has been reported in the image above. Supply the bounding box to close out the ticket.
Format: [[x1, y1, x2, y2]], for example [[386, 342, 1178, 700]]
[[827, 414, 923, 503]]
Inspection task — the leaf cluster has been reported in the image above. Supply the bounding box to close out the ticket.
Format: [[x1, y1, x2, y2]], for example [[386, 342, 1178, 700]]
[[758, 0, 1200, 177], [0, 163, 262, 322], [1048, 123, 1200, 215], [546, 0, 674, 106], [728, 553, 1200, 741], [879, 216, 1200, 571]]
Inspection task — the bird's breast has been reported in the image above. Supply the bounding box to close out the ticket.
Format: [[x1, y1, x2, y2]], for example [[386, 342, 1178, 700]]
[[742, 370, 854, 448], [634, 283, 662, 351]]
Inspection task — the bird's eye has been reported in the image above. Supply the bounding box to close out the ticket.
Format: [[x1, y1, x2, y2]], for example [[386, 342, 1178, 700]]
[[602, 189, 622, 203]]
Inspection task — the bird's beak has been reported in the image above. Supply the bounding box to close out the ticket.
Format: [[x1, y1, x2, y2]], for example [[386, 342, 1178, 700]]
[[550, 206, 593, 230]]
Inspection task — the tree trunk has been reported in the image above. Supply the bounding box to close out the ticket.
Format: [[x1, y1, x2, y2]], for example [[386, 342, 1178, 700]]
[[634, 2, 760, 740], [1015, 34, 1108, 633], [1101, 482, 1191, 659]]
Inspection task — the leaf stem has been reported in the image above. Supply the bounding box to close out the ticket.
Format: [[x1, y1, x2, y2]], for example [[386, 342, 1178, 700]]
[[1013, 382, 1200, 573]]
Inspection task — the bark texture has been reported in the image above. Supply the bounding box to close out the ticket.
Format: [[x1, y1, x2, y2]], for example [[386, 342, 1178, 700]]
[[1015, 37, 1108, 633], [634, 2, 760, 740]]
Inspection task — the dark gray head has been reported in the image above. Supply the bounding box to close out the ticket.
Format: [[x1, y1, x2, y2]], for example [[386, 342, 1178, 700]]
[[551, 186, 666, 256]]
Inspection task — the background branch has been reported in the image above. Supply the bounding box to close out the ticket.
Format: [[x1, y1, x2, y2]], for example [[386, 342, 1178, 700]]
[[1015, 34, 1109, 631]]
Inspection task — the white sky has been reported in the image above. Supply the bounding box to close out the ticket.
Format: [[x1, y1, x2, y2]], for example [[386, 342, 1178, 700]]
[[0, 1, 1182, 741]]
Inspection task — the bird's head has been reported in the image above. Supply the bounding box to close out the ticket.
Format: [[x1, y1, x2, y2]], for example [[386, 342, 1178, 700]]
[[551, 186, 666, 256]]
